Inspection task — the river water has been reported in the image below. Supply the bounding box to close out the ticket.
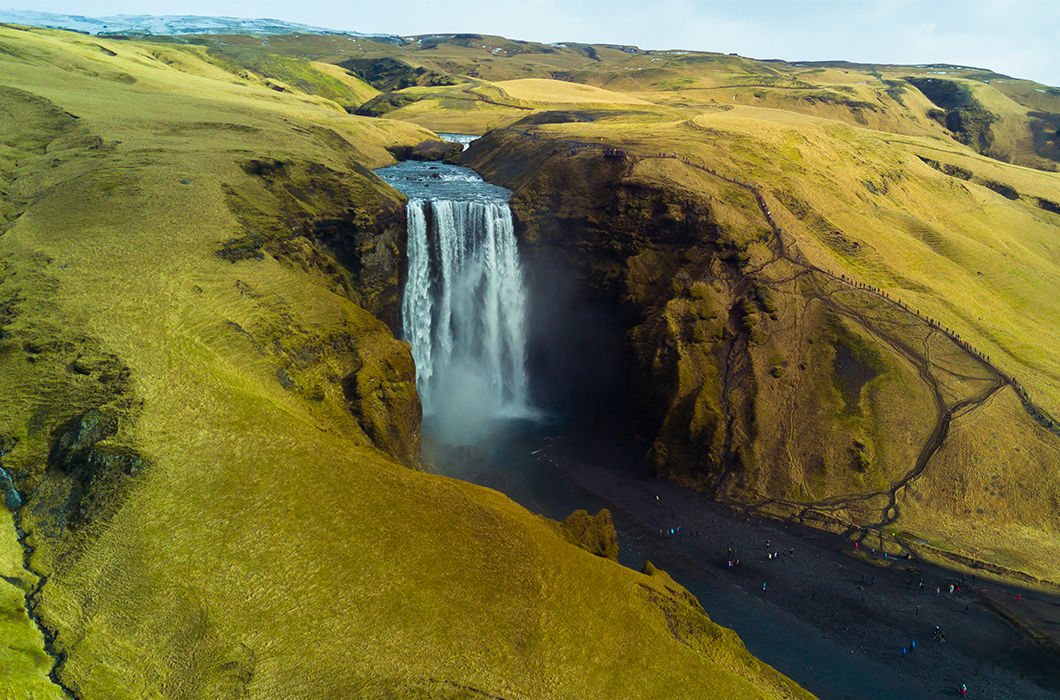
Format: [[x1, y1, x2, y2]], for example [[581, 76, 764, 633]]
[[376, 144, 1060, 700]]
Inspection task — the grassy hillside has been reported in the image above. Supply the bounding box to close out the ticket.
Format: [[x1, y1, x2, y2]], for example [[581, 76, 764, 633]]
[[215, 32, 1059, 171], [211, 29, 1060, 583], [494, 78, 650, 105], [464, 105, 1060, 582], [0, 25, 809, 699]]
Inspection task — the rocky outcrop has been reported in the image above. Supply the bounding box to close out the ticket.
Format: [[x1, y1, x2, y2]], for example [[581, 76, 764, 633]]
[[340, 330, 422, 468], [339, 57, 458, 92], [557, 508, 619, 560], [906, 77, 998, 154], [223, 158, 409, 330], [386, 139, 463, 163], [209, 156, 425, 465]]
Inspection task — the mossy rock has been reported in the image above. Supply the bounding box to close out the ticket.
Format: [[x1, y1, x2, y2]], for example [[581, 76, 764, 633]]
[[557, 508, 619, 560]]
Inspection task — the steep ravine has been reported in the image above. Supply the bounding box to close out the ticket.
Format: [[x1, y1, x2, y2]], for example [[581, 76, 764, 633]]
[[462, 127, 1060, 581], [0, 27, 828, 696], [10, 505, 76, 699]]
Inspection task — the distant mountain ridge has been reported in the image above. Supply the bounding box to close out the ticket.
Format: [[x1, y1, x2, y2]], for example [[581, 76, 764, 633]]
[[0, 9, 401, 41]]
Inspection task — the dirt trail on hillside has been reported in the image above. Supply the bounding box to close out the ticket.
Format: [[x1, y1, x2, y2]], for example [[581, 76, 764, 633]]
[[503, 126, 1057, 560]]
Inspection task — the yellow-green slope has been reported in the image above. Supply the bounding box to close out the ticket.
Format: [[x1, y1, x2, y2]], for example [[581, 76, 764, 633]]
[[0, 26, 808, 699]]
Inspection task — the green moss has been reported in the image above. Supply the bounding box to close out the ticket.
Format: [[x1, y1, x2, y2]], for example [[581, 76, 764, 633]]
[[186, 45, 377, 110], [754, 284, 777, 314], [556, 508, 619, 560]]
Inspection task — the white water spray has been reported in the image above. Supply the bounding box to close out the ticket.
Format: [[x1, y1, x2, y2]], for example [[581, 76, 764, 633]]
[[401, 198, 531, 418]]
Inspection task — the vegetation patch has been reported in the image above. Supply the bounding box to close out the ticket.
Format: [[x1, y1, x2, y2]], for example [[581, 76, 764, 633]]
[[224, 157, 407, 322], [339, 57, 458, 91], [1028, 111, 1060, 162], [386, 139, 463, 162], [41, 407, 148, 536], [216, 232, 264, 262], [916, 155, 973, 180], [906, 77, 998, 152], [828, 321, 884, 414], [353, 92, 416, 117], [556, 508, 619, 560], [981, 179, 1019, 200], [1037, 198, 1060, 215], [160, 39, 380, 111]]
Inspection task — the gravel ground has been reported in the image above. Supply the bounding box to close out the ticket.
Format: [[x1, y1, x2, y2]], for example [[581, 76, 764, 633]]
[[434, 419, 1060, 700]]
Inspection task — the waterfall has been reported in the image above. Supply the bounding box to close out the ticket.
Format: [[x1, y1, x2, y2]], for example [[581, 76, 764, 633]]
[[401, 197, 531, 417]]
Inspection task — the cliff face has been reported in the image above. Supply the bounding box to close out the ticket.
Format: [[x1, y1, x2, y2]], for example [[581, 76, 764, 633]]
[[465, 129, 1060, 581]]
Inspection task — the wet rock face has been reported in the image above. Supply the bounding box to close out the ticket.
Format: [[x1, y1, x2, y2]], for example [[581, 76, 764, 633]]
[[386, 140, 463, 163], [225, 159, 409, 331]]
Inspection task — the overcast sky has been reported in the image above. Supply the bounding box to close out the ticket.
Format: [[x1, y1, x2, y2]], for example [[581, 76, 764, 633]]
[[8, 0, 1060, 86]]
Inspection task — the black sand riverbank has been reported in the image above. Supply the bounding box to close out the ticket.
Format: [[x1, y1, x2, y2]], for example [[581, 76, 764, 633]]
[[428, 418, 1060, 699]]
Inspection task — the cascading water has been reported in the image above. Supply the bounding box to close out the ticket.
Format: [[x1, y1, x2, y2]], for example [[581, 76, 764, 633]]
[[402, 197, 529, 412], [376, 158, 532, 427]]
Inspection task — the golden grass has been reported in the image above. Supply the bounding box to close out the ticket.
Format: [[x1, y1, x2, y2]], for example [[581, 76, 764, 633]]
[[495, 78, 650, 105], [377, 87, 530, 133], [899, 388, 1060, 580], [308, 60, 381, 105], [0, 25, 809, 698]]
